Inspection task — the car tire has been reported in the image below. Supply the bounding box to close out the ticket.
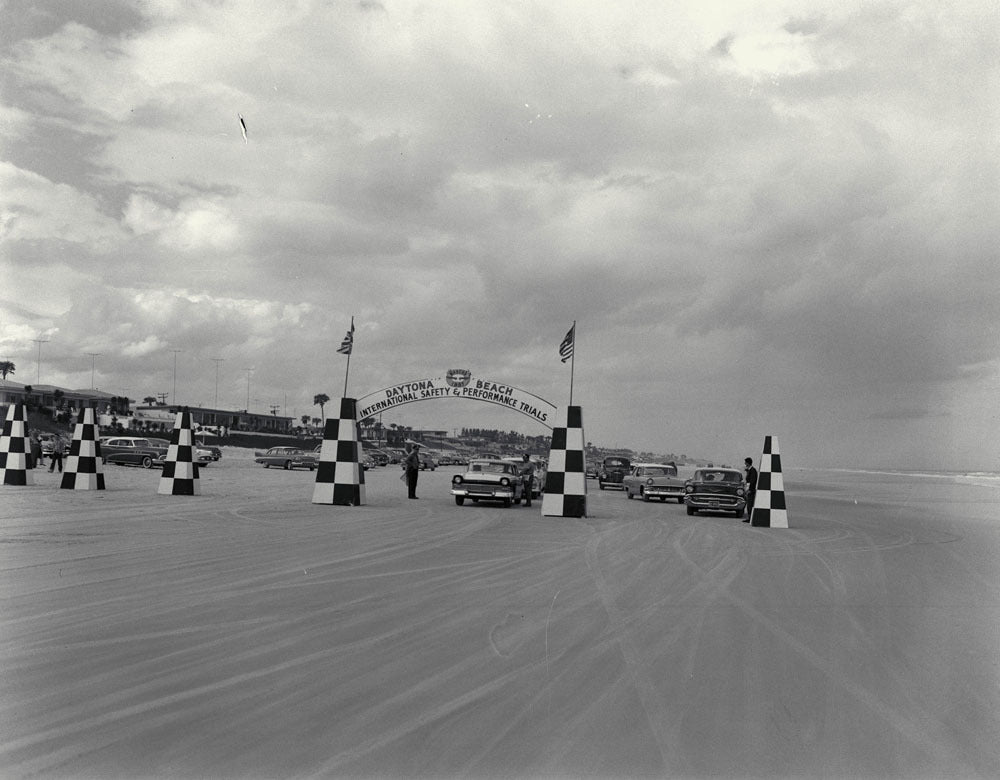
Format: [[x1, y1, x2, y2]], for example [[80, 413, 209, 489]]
[[455, 496, 465, 506], [734, 507, 744, 518], [503, 498, 511, 507], [642, 490, 650, 502], [283, 461, 291, 470], [686, 506, 696, 515], [626, 489, 633, 499], [141, 455, 153, 469], [677, 496, 685, 504], [262, 463, 269, 468], [598, 482, 605, 490]]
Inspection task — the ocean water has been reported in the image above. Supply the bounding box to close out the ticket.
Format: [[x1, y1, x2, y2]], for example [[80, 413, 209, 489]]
[[796, 467, 1000, 490]]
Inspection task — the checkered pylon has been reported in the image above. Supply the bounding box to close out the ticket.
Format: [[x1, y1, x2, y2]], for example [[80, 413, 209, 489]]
[[157, 410, 201, 496], [541, 405, 587, 518], [0, 403, 33, 486], [61, 408, 105, 490], [750, 435, 788, 528], [312, 397, 366, 506]]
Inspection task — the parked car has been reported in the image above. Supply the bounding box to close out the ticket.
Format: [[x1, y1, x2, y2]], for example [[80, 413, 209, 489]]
[[195, 437, 222, 461], [684, 467, 747, 517], [623, 463, 686, 503], [254, 446, 315, 470], [451, 459, 526, 507], [598, 456, 632, 489], [366, 449, 390, 466], [38, 433, 62, 456], [418, 451, 437, 470], [102, 437, 169, 469]]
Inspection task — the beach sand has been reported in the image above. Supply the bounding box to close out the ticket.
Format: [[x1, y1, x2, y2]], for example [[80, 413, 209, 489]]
[[1, 453, 998, 778]]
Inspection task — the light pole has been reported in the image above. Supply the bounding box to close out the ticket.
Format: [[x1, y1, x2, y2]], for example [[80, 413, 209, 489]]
[[169, 349, 183, 405], [86, 352, 101, 389], [32, 338, 49, 383], [211, 358, 224, 408]]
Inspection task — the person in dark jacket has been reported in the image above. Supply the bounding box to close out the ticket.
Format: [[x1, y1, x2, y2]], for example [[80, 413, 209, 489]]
[[519, 453, 536, 507], [743, 457, 757, 522], [403, 443, 421, 499]]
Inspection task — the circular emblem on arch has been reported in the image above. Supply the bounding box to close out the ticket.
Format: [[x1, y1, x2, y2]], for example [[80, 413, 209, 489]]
[[446, 368, 472, 388]]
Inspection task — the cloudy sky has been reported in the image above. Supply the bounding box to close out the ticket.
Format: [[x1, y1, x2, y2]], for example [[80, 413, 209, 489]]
[[2, 0, 997, 471]]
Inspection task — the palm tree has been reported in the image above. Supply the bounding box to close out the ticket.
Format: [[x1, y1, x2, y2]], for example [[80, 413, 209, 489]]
[[0, 361, 14, 380], [301, 414, 310, 426], [313, 393, 330, 423]]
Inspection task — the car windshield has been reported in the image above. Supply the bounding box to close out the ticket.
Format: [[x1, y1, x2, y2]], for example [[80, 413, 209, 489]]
[[604, 458, 628, 467], [696, 470, 741, 482], [470, 461, 509, 474], [644, 466, 676, 476]]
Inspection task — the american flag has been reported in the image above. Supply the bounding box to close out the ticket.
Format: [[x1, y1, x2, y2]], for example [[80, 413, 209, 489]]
[[559, 323, 575, 363], [337, 318, 355, 355]]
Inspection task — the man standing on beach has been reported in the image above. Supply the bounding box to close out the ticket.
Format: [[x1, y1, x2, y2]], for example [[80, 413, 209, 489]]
[[48, 436, 65, 473], [519, 453, 535, 508], [743, 456, 757, 522], [403, 443, 421, 499]]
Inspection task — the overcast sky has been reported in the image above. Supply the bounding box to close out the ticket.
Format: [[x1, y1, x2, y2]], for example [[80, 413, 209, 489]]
[[2, 0, 997, 471]]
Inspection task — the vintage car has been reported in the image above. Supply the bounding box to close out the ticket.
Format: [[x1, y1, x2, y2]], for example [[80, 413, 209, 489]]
[[598, 456, 632, 489], [418, 451, 437, 471], [684, 467, 747, 517], [101, 437, 169, 468], [194, 437, 222, 461], [254, 446, 315, 470], [38, 433, 62, 456], [623, 462, 686, 503], [451, 459, 526, 507]]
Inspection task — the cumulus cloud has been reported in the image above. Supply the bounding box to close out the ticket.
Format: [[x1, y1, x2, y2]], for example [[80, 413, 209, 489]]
[[0, 0, 996, 469]]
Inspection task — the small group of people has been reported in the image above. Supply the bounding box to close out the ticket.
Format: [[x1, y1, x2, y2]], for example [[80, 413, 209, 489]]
[[26, 431, 66, 472]]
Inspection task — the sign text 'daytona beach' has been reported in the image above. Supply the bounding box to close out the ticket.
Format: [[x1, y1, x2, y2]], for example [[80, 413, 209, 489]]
[[356, 370, 556, 428]]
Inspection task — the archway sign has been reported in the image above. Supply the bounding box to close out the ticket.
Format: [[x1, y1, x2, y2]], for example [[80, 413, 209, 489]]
[[355, 369, 557, 430]]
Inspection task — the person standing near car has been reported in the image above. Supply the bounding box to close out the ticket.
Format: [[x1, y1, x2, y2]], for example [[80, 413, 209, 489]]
[[29, 431, 43, 469], [403, 442, 421, 499], [48, 436, 66, 473], [743, 456, 758, 522], [519, 452, 536, 507]]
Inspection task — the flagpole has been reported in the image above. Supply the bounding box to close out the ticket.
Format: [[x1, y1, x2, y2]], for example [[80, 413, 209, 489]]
[[341, 316, 354, 397], [569, 320, 576, 407]]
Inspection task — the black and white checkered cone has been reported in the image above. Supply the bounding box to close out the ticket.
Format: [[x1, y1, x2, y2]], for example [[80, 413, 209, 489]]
[[61, 408, 105, 490], [541, 405, 587, 518], [312, 397, 366, 506], [157, 411, 200, 496], [750, 435, 788, 528], [0, 403, 33, 487]]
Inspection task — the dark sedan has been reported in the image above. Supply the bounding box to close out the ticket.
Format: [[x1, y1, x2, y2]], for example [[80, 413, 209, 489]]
[[101, 437, 169, 468], [684, 468, 747, 517]]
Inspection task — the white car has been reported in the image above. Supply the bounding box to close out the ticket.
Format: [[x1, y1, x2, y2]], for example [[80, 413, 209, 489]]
[[451, 459, 526, 507]]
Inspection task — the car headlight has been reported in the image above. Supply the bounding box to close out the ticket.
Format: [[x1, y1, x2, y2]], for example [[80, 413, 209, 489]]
[[500, 477, 510, 486], [737, 487, 745, 496], [452, 475, 463, 485], [685, 484, 693, 493], [646, 478, 654, 486]]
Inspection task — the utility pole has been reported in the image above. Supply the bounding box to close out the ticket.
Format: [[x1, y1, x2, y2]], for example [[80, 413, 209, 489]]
[[243, 368, 253, 411], [86, 352, 101, 389], [31, 338, 49, 383], [210, 358, 224, 408], [169, 349, 183, 404]]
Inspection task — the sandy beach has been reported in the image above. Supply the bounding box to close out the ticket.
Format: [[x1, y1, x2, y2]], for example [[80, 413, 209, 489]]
[[1, 451, 998, 779]]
